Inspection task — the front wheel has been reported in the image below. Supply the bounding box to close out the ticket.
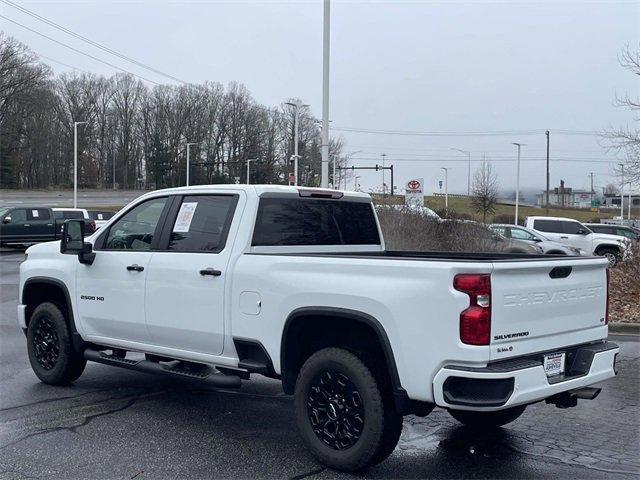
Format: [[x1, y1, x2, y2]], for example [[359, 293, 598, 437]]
[[294, 348, 403, 472], [448, 404, 527, 428], [27, 302, 86, 385], [597, 248, 619, 267]]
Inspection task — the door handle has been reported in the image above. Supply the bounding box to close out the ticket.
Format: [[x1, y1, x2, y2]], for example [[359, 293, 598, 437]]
[[126, 264, 144, 272], [560, 236, 569, 239], [200, 268, 222, 277], [24, 224, 31, 227]]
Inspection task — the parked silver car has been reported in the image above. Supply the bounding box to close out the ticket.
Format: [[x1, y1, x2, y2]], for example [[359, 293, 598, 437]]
[[489, 224, 586, 256]]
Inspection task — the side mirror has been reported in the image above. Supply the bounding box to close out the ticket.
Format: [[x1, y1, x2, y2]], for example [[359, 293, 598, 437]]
[[577, 228, 588, 235], [533, 237, 542, 242], [60, 220, 95, 265], [2, 216, 11, 224]]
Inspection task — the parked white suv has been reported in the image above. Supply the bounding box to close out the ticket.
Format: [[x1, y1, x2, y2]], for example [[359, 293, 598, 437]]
[[19, 186, 618, 471], [525, 216, 629, 266]]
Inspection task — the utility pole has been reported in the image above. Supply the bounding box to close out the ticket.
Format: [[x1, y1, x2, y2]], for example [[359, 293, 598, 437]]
[[112, 144, 116, 190], [73, 121, 88, 208], [545, 130, 550, 214], [512, 143, 526, 225], [354, 175, 360, 191], [381, 153, 387, 195], [320, 0, 330, 188], [619, 163, 624, 219], [246, 159, 256, 185], [186, 142, 198, 186], [589, 172, 595, 206], [285, 100, 308, 186], [441, 167, 449, 211]]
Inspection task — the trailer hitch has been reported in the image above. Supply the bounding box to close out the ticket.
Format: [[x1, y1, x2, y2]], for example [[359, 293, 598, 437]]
[[545, 387, 602, 409]]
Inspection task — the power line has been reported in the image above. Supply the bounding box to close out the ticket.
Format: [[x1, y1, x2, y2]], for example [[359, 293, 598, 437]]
[[349, 156, 619, 164], [1, 0, 187, 84], [0, 14, 161, 85], [38, 53, 87, 72], [331, 126, 601, 137]]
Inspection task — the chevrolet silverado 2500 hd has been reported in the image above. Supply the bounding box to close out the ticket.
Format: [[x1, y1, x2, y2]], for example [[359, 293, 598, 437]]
[[18, 185, 618, 471]]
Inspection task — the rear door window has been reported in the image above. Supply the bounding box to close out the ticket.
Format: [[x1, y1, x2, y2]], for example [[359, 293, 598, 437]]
[[27, 209, 51, 221], [533, 219, 562, 233], [562, 221, 586, 234], [252, 197, 380, 246], [510, 227, 536, 241], [167, 195, 238, 252]]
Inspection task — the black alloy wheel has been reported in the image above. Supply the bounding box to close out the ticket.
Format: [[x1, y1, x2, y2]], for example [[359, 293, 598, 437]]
[[307, 369, 365, 450], [32, 316, 60, 370]]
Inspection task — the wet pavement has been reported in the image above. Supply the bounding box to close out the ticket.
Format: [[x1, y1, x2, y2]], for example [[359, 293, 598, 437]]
[[1, 250, 639, 479]]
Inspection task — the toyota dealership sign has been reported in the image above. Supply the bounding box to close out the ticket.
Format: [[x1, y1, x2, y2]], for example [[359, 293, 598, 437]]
[[405, 178, 424, 207]]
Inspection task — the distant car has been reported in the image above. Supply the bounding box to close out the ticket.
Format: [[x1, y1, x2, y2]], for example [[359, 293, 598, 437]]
[[87, 210, 116, 230], [376, 203, 441, 220], [52, 208, 95, 234], [525, 216, 629, 267], [489, 224, 586, 256], [585, 223, 639, 243], [464, 222, 543, 254]]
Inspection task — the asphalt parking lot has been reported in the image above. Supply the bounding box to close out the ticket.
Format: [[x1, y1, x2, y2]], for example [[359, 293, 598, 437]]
[[1, 249, 639, 479]]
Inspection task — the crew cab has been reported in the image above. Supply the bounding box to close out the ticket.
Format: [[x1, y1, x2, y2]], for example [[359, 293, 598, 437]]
[[18, 185, 618, 471], [525, 216, 629, 267], [0, 206, 94, 247]]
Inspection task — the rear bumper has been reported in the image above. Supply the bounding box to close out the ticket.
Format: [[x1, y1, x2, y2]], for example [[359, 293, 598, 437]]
[[433, 341, 618, 411]]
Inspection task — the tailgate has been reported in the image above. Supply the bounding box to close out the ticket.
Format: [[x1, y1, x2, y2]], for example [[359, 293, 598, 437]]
[[489, 257, 608, 360]]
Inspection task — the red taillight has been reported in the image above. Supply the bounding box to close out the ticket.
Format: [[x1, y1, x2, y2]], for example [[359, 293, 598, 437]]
[[605, 268, 610, 325], [454, 274, 491, 345], [90, 220, 96, 232]]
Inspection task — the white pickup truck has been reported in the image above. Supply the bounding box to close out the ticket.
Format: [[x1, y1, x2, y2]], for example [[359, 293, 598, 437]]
[[18, 185, 618, 471]]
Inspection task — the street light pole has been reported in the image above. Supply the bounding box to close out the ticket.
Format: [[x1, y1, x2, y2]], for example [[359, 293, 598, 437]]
[[246, 159, 256, 185], [285, 100, 309, 186], [441, 167, 449, 211], [320, 0, 331, 188], [354, 175, 360, 191], [451, 148, 471, 196], [186, 142, 198, 186], [73, 121, 88, 208], [512, 143, 526, 225]]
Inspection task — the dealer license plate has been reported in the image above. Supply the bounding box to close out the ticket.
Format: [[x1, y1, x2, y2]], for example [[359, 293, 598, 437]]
[[544, 352, 566, 377]]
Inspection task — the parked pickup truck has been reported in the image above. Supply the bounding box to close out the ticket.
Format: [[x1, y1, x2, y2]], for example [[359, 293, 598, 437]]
[[18, 185, 618, 471], [1, 206, 94, 247]]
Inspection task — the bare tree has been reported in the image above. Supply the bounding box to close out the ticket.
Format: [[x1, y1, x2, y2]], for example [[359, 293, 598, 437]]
[[471, 161, 499, 223], [603, 44, 640, 184]]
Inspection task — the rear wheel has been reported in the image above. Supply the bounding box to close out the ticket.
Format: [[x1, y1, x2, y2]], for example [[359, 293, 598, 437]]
[[27, 302, 86, 385], [448, 404, 527, 428], [294, 348, 402, 472]]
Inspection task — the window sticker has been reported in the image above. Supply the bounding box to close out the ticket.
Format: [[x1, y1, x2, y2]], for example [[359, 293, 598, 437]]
[[173, 202, 198, 232], [98, 213, 104, 220], [32, 209, 39, 218]]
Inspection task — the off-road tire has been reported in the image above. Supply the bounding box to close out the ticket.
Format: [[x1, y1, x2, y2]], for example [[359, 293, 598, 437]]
[[294, 348, 402, 472], [27, 302, 86, 385], [448, 404, 527, 428]]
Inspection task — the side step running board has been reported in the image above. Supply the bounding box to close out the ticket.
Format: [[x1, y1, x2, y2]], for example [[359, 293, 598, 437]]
[[84, 348, 242, 388]]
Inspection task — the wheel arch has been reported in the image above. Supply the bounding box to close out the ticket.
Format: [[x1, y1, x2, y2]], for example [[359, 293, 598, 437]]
[[280, 306, 409, 412], [22, 277, 79, 340], [594, 244, 620, 255]]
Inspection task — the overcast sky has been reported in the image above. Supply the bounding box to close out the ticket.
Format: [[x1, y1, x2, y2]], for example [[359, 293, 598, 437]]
[[2, 0, 637, 196]]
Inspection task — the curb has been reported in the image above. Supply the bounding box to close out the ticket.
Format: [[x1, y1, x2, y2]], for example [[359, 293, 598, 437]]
[[608, 323, 640, 335]]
